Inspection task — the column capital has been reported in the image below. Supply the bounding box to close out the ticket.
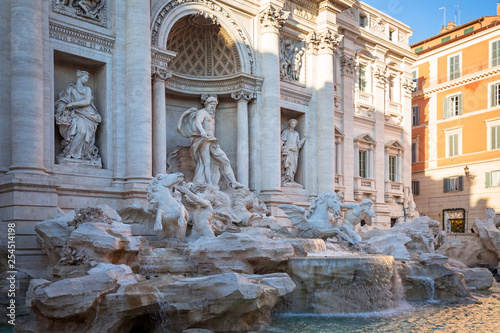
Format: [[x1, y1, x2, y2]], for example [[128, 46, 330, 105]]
[[307, 30, 343, 54], [260, 5, 289, 34], [374, 67, 388, 87], [402, 78, 416, 96], [152, 66, 172, 82], [231, 89, 255, 102], [341, 55, 357, 77]]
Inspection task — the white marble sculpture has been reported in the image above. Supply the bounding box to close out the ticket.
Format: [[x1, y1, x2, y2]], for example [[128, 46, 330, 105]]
[[279, 192, 346, 240], [54, 0, 105, 21], [281, 119, 307, 185], [279, 37, 305, 82], [55, 70, 102, 167], [339, 199, 377, 243], [177, 182, 216, 240], [177, 96, 244, 189], [147, 172, 188, 240], [404, 186, 420, 222]]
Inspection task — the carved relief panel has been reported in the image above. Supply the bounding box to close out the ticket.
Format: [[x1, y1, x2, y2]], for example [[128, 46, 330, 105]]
[[52, 0, 107, 27]]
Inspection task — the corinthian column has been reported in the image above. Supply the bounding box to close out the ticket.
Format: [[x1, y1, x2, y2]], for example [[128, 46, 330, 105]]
[[9, 0, 45, 173], [152, 67, 172, 177], [259, 5, 288, 195], [231, 90, 255, 187], [315, 29, 343, 194], [125, 0, 152, 182]]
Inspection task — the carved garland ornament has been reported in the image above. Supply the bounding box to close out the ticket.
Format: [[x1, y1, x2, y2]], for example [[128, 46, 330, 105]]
[[152, 0, 254, 73]]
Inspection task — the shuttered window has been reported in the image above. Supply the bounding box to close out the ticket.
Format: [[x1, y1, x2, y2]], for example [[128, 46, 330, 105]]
[[444, 176, 464, 192], [492, 40, 500, 67], [491, 124, 500, 150], [447, 133, 460, 157], [411, 142, 418, 163], [412, 106, 420, 126], [486, 170, 500, 188], [443, 94, 462, 119], [359, 65, 367, 92], [491, 83, 500, 107], [449, 54, 461, 80], [411, 180, 420, 195]]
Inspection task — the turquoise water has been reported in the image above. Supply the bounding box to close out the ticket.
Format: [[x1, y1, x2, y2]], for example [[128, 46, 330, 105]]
[[265, 297, 500, 333]]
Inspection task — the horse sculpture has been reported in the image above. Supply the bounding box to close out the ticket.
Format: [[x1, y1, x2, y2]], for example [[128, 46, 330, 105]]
[[279, 192, 346, 240], [147, 172, 189, 240]]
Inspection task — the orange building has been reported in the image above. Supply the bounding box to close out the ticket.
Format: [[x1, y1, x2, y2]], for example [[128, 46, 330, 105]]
[[411, 3, 500, 233]]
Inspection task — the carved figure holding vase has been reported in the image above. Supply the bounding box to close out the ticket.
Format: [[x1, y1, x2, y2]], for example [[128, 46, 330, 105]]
[[55, 70, 102, 167], [339, 199, 377, 243], [281, 119, 306, 185], [177, 96, 244, 189]]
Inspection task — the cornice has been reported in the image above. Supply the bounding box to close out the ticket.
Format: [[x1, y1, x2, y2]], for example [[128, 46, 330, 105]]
[[165, 72, 263, 95]]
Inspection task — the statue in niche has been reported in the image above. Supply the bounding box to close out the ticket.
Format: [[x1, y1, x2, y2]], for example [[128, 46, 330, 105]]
[[55, 70, 102, 167], [281, 119, 307, 185], [177, 95, 244, 190], [338, 199, 377, 243]]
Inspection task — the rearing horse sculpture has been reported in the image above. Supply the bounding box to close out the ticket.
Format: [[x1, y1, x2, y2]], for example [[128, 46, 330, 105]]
[[279, 192, 347, 240]]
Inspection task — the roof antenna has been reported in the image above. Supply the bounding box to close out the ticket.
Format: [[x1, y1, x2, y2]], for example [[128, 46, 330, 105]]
[[439, 7, 446, 27], [455, 0, 461, 26]]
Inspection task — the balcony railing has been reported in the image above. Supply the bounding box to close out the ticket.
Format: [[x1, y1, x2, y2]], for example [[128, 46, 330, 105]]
[[335, 174, 344, 188], [354, 177, 375, 190], [355, 90, 374, 106]]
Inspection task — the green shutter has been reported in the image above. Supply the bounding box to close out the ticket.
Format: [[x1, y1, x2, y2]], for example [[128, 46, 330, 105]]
[[493, 41, 499, 67], [454, 134, 459, 156], [464, 27, 474, 34], [416, 105, 420, 124], [458, 94, 463, 115], [491, 84, 496, 107], [486, 172, 492, 188], [492, 125, 500, 150], [443, 97, 449, 119]]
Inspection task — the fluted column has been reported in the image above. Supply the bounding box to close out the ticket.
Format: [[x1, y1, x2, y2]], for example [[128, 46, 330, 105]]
[[314, 30, 343, 194], [125, 0, 152, 182], [152, 68, 171, 177], [259, 5, 288, 194], [9, 0, 45, 173], [231, 90, 254, 187]]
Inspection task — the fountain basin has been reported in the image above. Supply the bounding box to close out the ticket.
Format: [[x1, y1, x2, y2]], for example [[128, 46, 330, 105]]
[[278, 255, 405, 314]]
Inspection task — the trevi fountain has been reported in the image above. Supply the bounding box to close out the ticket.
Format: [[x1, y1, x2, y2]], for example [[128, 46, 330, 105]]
[[1, 1, 500, 332]]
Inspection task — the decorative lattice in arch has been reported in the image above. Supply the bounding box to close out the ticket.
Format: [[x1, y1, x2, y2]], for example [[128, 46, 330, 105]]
[[167, 15, 241, 76]]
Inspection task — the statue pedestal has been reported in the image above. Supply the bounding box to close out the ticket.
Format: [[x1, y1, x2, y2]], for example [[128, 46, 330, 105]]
[[260, 184, 311, 228], [56, 156, 102, 169]]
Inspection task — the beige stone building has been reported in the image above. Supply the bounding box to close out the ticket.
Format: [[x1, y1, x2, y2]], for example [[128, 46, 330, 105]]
[[0, 0, 415, 267]]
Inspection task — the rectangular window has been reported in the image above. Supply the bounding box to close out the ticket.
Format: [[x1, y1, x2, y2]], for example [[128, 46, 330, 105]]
[[446, 132, 460, 157], [412, 105, 420, 126], [490, 124, 500, 150], [389, 30, 395, 42], [443, 94, 462, 118], [492, 40, 500, 67], [464, 27, 474, 34], [449, 54, 461, 80], [389, 155, 396, 181], [359, 15, 367, 28], [490, 82, 500, 107], [359, 150, 367, 178], [412, 180, 420, 195], [335, 142, 340, 174], [441, 36, 451, 43], [486, 170, 500, 188], [415, 46, 423, 53], [388, 76, 394, 100], [443, 176, 464, 192], [359, 65, 367, 92], [411, 142, 418, 163]]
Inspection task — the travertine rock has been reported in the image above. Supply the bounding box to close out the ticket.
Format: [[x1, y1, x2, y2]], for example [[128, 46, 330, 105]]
[[472, 208, 500, 261], [445, 259, 494, 290], [436, 234, 498, 267], [34, 211, 75, 265], [361, 232, 412, 259], [186, 232, 295, 274]]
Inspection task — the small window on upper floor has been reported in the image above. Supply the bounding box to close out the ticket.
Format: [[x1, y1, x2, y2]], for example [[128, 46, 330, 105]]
[[415, 46, 424, 53], [412, 180, 420, 195], [411, 69, 418, 91], [359, 14, 367, 28], [359, 65, 367, 92], [389, 29, 396, 41], [492, 40, 500, 67], [441, 36, 451, 43], [448, 54, 461, 80], [443, 93, 462, 118], [411, 141, 418, 164], [443, 176, 464, 192], [464, 27, 474, 34], [489, 82, 500, 107]]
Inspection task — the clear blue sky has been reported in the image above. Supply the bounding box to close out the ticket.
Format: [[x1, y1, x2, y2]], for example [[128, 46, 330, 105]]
[[362, 0, 497, 44]]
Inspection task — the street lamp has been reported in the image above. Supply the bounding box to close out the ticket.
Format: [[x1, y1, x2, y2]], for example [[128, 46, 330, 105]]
[[464, 165, 476, 179]]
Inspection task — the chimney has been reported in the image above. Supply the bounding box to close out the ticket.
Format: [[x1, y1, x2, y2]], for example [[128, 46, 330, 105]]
[[440, 21, 458, 33], [497, 1, 500, 15]]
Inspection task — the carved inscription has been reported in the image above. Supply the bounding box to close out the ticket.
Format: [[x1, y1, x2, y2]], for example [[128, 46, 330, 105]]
[[49, 22, 114, 54], [283, 1, 317, 22]]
